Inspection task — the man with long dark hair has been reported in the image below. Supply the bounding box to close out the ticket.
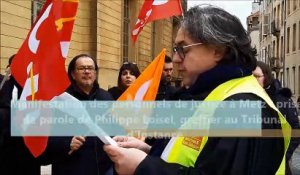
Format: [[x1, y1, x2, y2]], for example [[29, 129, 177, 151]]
[[104, 5, 288, 175]]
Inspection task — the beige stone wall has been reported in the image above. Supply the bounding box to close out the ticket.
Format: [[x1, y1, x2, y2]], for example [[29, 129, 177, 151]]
[[0, 1, 31, 73], [0, 0, 176, 90], [97, 0, 174, 89], [285, 3, 300, 100], [97, 0, 122, 89], [67, 1, 97, 60]]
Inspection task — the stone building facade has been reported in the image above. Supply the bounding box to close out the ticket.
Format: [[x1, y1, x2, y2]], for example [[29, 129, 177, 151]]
[[0, 0, 186, 89], [248, 0, 300, 101]]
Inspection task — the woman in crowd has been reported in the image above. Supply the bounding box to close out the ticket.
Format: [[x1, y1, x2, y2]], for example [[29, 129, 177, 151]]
[[253, 61, 299, 175], [108, 62, 140, 100]]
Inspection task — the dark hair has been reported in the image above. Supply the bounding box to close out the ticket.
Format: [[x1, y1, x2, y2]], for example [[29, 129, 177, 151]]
[[117, 62, 141, 90], [256, 61, 274, 87], [181, 5, 257, 70], [165, 55, 172, 63], [67, 54, 99, 83], [7, 54, 16, 68]]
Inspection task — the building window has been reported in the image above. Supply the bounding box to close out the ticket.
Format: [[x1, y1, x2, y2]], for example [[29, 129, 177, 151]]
[[287, 27, 290, 53], [293, 23, 296, 51], [276, 38, 279, 58], [277, 4, 280, 27], [293, 0, 297, 10], [273, 40, 276, 56], [122, 0, 129, 62], [286, 68, 290, 87], [299, 66, 300, 95], [32, 0, 46, 25], [263, 14, 269, 37], [264, 47, 268, 62], [281, 36, 284, 58], [281, 1, 284, 26], [293, 67, 296, 94], [260, 23, 262, 41], [287, 0, 290, 15], [273, 7, 276, 22], [267, 44, 271, 62]]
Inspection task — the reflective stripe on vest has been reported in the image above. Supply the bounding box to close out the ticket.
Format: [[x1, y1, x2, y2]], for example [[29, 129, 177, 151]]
[[160, 75, 291, 174]]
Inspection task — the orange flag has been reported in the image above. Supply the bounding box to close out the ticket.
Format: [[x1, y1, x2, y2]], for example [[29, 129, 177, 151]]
[[118, 49, 166, 101]]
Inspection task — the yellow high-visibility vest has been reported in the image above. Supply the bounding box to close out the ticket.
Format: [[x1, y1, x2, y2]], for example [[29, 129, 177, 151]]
[[160, 75, 291, 175]]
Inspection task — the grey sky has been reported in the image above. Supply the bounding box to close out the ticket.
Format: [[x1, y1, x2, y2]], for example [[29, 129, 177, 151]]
[[188, 0, 253, 29]]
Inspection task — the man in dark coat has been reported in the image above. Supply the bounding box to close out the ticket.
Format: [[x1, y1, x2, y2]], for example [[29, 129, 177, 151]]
[[104, 6, 285, 175], [0, 74, 3, 87], [146, 56, 177, 146], [42, 54, 113, 175]]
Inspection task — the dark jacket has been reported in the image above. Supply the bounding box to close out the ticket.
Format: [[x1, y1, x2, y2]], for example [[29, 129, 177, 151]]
[[42, 83, 114, 175], [145, 80, 177, 146], [0, 77, 40, 175], [135, 64, 285, 175], [156, 79, 177, 101], [108, 86, 124, 100], [265, 79, 300, 174]]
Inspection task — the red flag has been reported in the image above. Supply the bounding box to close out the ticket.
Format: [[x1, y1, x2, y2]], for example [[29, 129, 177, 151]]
[[132, 0, 182, 42], [10, 0, 78, 157], [118, 49, 166, 101]]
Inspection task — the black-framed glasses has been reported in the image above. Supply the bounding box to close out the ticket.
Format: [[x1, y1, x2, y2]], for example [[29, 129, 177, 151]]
[[173, 42, 203, 60]]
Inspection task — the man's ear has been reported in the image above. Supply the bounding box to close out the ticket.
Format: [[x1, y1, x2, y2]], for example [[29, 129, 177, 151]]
[[213, 46, 227, 62], [71, 71, 75, 80]]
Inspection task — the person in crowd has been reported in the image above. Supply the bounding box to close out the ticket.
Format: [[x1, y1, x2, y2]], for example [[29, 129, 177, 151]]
[[156, 55, 177, 100], [104, 5, 289, 175], [297, 96, 300, 113], [146, 55, 177, 145], [0, 55, 14, 92], [42, 54, 114, 175], [108, 61, 140, 100], [0, 74, 3, 88], [253, 61, 299, 175], [0, 55, 38, 175]]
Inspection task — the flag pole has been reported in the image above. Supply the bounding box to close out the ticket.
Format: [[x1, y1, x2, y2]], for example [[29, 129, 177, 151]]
[[30, 66, 35, 100], [179, 0, 184, 18]]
